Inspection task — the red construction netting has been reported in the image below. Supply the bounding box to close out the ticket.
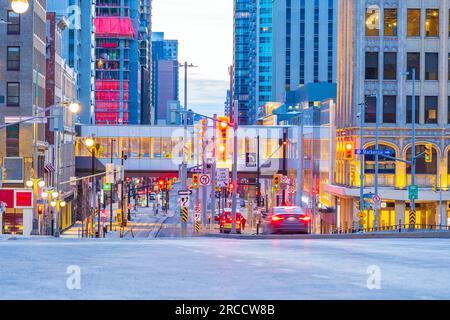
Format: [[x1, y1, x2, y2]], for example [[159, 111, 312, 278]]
[[95, 112, 129, 124], [95, 91, 129, 101], [94, 17, 136, 39], [95, 101, 128, 111], [96, 80, 129, 91]]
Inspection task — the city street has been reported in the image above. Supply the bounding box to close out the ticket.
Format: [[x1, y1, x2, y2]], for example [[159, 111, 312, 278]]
[[1, 237, 449, 300]]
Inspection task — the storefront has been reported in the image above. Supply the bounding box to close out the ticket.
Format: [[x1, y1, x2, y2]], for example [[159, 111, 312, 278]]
[[0, 189, 34, 235]]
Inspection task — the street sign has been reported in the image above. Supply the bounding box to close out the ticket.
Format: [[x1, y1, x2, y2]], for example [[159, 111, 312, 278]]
[[215, 191, 221, 199], [178, 195, 190, 208], [106, 163, 115, 183], [199, 174, 211, 186], [217, 168, 230, 187], [408, 185, 418, 201], [372, 195, 380, 204], [245, 153, 257, 167], [178, 190, 193, 196], [355, 149, 393, 156]]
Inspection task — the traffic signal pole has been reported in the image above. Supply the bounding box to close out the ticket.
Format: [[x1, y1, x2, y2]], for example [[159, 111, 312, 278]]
[[231, 105, 238, 234]]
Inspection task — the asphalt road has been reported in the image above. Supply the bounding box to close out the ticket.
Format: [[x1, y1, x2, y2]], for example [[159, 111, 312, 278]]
[[1, 237, 450, 299]]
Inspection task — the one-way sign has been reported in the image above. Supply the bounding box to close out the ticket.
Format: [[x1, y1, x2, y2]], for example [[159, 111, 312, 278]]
[[178, 190, 193, 196]]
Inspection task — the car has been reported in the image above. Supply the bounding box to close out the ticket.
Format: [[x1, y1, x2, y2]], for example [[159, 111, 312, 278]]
[[263, 206, 311, 234], [219, 208, 243, 234]]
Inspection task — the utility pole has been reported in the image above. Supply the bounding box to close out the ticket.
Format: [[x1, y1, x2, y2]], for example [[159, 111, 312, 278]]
[[231, 102, 238, 233], [110, 139, 115, 232], [282, 127, 288, 206], [411, 68, 417, 224], [210, 114, 217, 231], [374, 92, 380, 230], [358, 100, 365, 231], [296, 111, 304, 207]]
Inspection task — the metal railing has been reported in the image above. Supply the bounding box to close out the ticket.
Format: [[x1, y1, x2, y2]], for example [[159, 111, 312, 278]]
[[331, 224, 450, 234]]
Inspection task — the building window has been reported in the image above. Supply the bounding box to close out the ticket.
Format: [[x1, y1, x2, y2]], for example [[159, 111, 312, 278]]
[[406, 96, 420, 124], [365, 95, 377, 123], [6, 124, 19, 157], [425, 9, 439, 37], [384, 8, 397, 36], [424, 96, 438, 124], [407, 9, 421, 37], [7, 46, 20, 71], [383, 95, 396, 123], [365, 52, 378, 80], [407, 53, 420, 80], [425, 53, 439, 80], [7, 11, 20, 34], [383, 52, 397, 80], [366, 6, 380, 36], [407, 146, 437, 174], [448, 98, 450, 124], [6, 82, 19, 106]]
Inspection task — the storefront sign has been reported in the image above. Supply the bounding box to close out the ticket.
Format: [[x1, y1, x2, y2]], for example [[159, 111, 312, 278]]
[[15, 190, 33, 208]]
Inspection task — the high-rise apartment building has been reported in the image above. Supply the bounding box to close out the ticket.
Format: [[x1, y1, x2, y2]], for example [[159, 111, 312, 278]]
[[139, 0, 152, 124], [330, 0, 450, 231], [152, 32, 179, 125]]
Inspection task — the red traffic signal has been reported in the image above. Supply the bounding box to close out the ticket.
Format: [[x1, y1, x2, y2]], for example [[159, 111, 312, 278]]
[[344, 141, 354, 160], [38, 204, 44, 215], [158, 179, 165, 189]]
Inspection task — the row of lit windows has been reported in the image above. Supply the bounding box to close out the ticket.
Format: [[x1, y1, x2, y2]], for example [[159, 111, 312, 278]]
[[366, 7, 449, 38]]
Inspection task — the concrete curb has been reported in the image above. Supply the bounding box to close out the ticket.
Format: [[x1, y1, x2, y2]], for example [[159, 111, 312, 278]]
[[201, 231, 450, 240]]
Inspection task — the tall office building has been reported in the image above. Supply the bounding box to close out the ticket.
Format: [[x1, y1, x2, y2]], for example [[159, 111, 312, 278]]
[[330, 0, 450, 231], [152, 32, 179, 125], [139, 0, 152, 124], [233, 0, 338, 123], [271, 0, 338, 103], [233, 0, 256, 125]]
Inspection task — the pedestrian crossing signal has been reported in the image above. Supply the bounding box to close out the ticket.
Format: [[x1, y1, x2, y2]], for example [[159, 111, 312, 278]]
[[167, 179, 172, 190], [424, 144, 432, 163]]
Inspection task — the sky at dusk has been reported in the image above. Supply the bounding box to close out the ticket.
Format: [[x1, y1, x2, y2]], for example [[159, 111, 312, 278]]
[[152, 0, 233, 117]]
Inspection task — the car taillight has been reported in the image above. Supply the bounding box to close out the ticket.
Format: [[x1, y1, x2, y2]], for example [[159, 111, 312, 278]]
[[227, 217, 232, 223], [272, 215, 285, 222], [299, 216, 311, 222]]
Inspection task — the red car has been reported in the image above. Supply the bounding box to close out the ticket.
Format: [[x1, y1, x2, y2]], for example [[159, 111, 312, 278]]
[[219, 209, 243, 234]]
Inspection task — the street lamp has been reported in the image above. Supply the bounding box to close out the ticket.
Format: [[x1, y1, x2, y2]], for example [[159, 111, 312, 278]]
[[68, 102, 81, 114], [11, 0, 29, 14]]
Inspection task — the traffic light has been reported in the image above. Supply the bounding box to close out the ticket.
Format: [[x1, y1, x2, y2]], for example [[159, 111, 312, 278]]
[[173, 176, 178, 183], [166, 179, 172, 191], [192, 174, 199, 189], [200, 118, 208, 140], [229, 182, 235, 194], [104, 183, 111, 191], [217, 116, 230, 161], [37, 204, 44, 215], [424, 144, 433, 163], [344, 141, 354, 160], [158, 179, 165, 190], [273, 175, 281, 191]]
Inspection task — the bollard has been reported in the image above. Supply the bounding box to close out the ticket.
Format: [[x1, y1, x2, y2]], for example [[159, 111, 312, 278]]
[[256, 223, 260, 235]]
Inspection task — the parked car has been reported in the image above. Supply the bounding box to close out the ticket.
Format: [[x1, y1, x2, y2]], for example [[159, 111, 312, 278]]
[[263, 206, 310, 234]]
